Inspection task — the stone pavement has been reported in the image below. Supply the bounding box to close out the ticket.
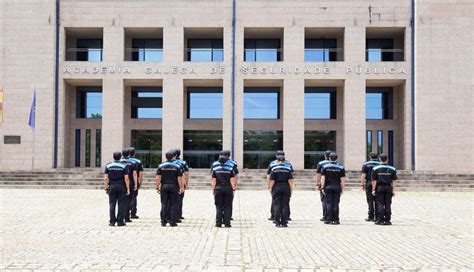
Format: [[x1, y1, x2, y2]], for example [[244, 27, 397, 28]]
[[0, 189, 473, 271]]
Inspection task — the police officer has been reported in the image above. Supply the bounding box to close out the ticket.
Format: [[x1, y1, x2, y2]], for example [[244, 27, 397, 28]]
[[320, 152, 345, 225], [156, 150, 184, 227], [129, 147, 144, 219], [173, 148, 189, 222], [120, 148, 138, 223], [211, 155, 237, 228], [211, 150, 239, 220], [267, 150, 293, 222], [360, 152, 380, 222], [268, 152, 295, 228], [315, 150, 332, 221], [104, 152, 130, 227], [371, 154, 397, 225]]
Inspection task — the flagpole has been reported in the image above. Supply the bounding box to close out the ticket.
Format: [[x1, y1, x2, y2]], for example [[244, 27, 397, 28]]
[[32, 128, 35, 170]]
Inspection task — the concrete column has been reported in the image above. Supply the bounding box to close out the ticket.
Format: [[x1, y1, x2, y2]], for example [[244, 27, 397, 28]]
[[222, 27, 233, 153], [103, 26, 123, 62], [101, 78, 124, 166], [343, 78, 365, 170], [283, 26, 304, 62], [232, 27, 245, 167], [283, 78, 305, 169], [162, 78, 184, 160]]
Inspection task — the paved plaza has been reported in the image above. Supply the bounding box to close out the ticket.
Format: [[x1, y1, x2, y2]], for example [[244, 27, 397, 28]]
[[1, 189, 473, 271]]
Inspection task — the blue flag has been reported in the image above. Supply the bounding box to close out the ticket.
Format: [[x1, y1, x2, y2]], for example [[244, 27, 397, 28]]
[[28, 90, 36, 129]]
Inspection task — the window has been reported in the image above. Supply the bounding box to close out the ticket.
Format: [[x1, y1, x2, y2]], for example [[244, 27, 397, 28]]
[[131, 39, 163, 61], [243, 130, 283, 169], [304, 131, 336, 169], [305, 87, 336, 119], [366, 39, 395, 62], [244, 88, 280, 119], [366, 88, 393, 120], [305, 39, 337, 62], [188, 88, 223, 119], [76, 39, 103, 62], [183, 130, 223, 168], [377, 130, 383, 154], [76, 87, 102, 119], [244, 39, 281, 61], [75, 129, 81, 167], [85, 129, 91, 167], [131, 87, 163, 119], [95, 129, 101, 167], [388, 130, 394, 166], [367, 130, 373, 159], [131, 130, 162, 168], [187, 39, 223, 62]]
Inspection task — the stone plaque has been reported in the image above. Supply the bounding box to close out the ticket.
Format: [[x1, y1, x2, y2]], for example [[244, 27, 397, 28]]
[[4, 135, 21, 144]]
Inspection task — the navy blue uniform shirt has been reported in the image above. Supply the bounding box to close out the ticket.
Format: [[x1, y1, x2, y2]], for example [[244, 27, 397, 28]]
[[316, 159, 331, 174], [211, 159, 239, 175], [212, 163, 235, 188], [269, 162, 294, 183], [321, 162, 346, 186], [156, 161, 183, 185], [371, 164, 398, 186], [104, 161, 128, 186], [267, 160, 293, 175], [120, 157, 137, 186], [174, 157, 189, 174], [361, 160, 380, 182]]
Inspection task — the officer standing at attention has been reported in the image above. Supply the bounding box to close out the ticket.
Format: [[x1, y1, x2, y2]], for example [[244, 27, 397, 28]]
[[104, 152, 130, 226], [120, 148, 138, 223], [211, 150, 239, 220], [173, 148, 189, 222], [267, 150, 293, 222], [371, 154, 397, 225], [129, 147, 144, 219], [360, 152, 380, 222], [315, 150, 332, 221], [320, 152, 345, 225], [211, 155, 237, 228], [268, 151, 295, 228], [156, 150, 184, 227]]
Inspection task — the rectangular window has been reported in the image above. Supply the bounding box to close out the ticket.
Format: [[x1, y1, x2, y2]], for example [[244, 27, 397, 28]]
[[304, 87, 336, 119], [95, 129, 101, 167], [131, 39, 163, 62], [183, 130, 223, 168], [76, 39, 103, 62], [244, 88, 280, 119], [131, 87, 163, 119], [244, 39, 281, 61], [367, 130, 373, 159], [75, 129, 81, 167], [304, 39, 337, 62], [388, 130, 394, 166], [366, 39, 394, 62], [187, 39, 223, 62], [76, 87, 102, 119], [304, 131, 336, 169], [85, 129, 91, 167], [131, 130, 162, 168], [366, 88, 393, 120], [243, 130, 283, 169], [188, 87, 223, 119], [377, 130, 383, 154]]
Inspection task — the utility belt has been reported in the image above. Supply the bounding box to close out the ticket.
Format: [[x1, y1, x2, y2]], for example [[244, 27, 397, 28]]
[[161, 181, 178, 186], [216, 181, 231, 186]]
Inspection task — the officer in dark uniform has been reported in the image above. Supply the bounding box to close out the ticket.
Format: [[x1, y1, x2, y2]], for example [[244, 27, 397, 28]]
[[120, 148, 138, 223], [315, 150, 332, 221], [360, 152, 380, 222], [156, 150, 184, 227], [173, 148, 189, 222], [129, 147, 144, 219], [103, 151, 130, 226], [320, 152, 345, 225], [211, 155, 236, 228], [267, 150, 293, 222], [371, 154, 398, 225], [211, 150, 239, 220], [268, 152, 295, 228]]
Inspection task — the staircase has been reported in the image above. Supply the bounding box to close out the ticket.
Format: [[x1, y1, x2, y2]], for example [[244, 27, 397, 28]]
[[0, 169, 473, 192]]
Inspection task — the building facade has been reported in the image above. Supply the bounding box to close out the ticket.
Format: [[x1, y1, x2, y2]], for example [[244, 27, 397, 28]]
[[0, 0, 472, 172]]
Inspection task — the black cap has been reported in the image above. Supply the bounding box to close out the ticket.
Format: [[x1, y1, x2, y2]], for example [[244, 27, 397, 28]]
[[113, 152, 122, 161], [218, 155, 228, 164], [379, 153, 388, 162], [324, 150, 332, 159], [122, 148, 130, 157], [174, 148, 181, 157], [329, 152, 338, 161], [369, 152, 378, 160], [220, 150, 231, 157], [165, 150, 175, 161], [276, 150, 285, 156], [129, 147, 136, 156]]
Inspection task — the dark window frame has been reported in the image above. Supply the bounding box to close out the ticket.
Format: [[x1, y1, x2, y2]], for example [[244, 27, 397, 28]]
[[244, 39, 282, 61], [76, 86, 103, 119], [76, 39, 103, 61], [304, 39, 338, 62], [131, 86, 163, 119], [186, 39, 223, 62], [366, 39, 395, 62], [131, 39, 163, 62], [366, 87, 393, 120], [74, 129, 81, 167], [244, 87, 281, 120], [187, 87, 223, 120], [304, 87, 337, 120]]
